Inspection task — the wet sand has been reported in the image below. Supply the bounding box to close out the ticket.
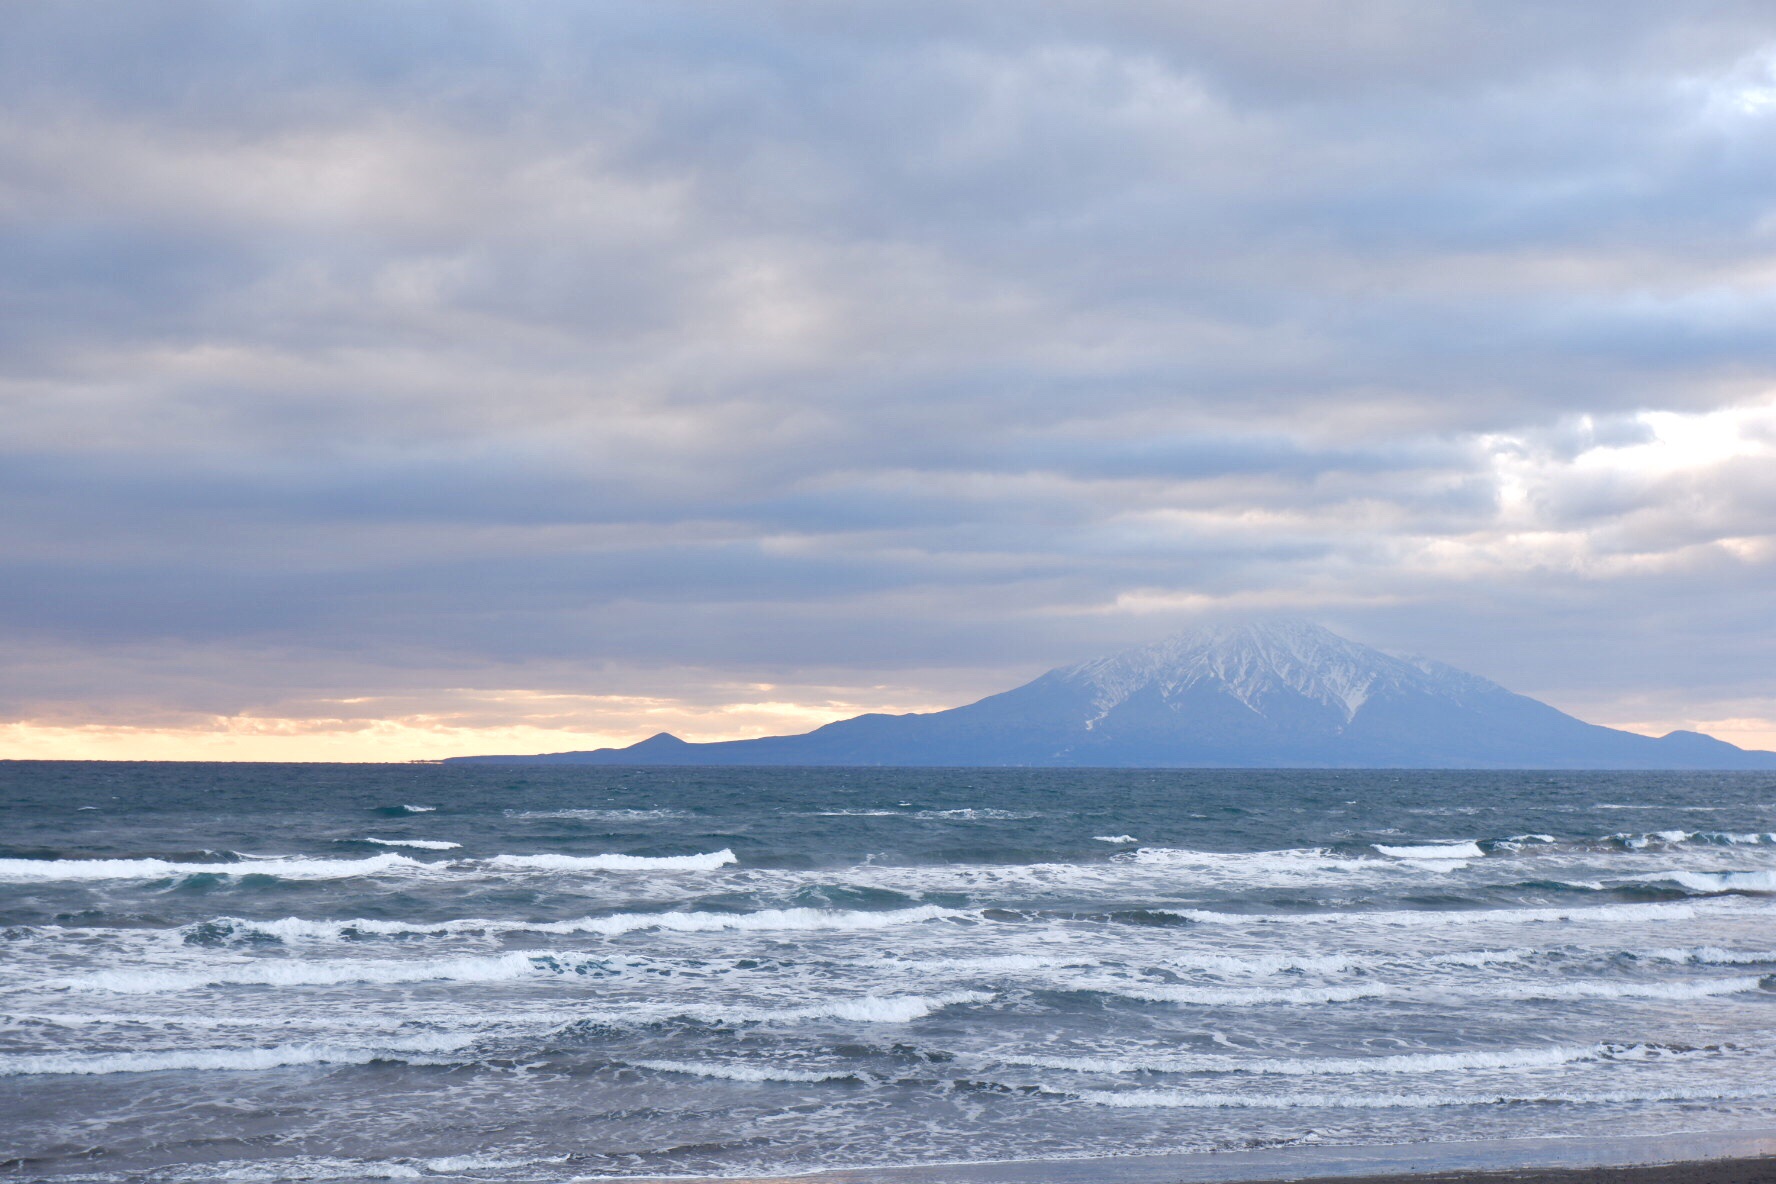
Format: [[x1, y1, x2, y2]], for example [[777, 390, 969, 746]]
[[646, 1131, 1776, 1184], [1279, 1159, 1776, 1184]]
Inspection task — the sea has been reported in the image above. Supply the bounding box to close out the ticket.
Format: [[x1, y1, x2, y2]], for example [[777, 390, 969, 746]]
[[5, 762, 1776, 1183]]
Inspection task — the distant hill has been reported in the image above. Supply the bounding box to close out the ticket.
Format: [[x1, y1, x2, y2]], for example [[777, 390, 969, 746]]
[[447, 622, 1776, 769]]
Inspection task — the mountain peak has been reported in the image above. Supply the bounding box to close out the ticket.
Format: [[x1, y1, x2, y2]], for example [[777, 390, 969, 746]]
[[1057, 620, 1438, 726]]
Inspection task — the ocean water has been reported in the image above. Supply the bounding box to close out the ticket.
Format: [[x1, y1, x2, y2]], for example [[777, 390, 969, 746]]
[[5, 763, 1776, 1182]]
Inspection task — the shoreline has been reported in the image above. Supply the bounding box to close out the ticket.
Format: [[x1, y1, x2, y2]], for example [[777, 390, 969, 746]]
[[616, 1130, 1776, 1184]]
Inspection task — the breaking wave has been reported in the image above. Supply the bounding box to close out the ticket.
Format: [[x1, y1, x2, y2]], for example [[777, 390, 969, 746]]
[[360, 838, 461, 851], [628, 1059, 857, 1083], [1004, 1041, 1705, 1078], [501, 808, 690, 822], [1072, 1084, 1774, 1109], [64, 951, 569, 993], [0, 853, 427, 882], [0, 1034, 475, 1076], [480, 849, 737, 872], [1654, 870, 1776, 894], [193, 904, 965, 942], [1374, 842, 1485, 860], [1093, 982, 1389, 1007]]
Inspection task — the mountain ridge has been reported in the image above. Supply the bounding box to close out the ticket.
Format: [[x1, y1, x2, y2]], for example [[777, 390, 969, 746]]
[[447, 622, 1776, 768]]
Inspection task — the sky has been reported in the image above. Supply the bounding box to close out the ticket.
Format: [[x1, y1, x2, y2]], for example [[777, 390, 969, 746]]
[[4, 1, 1776, 761]]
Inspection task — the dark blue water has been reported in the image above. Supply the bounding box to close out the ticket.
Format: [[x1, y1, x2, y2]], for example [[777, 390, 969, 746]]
[[5, 763, 1776, 1182]]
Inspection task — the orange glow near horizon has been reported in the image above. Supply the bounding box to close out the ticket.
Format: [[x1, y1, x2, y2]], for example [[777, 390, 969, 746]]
[[4, 708, 1773, 763]]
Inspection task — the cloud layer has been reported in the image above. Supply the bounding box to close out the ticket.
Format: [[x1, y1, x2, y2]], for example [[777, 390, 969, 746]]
[[5, 2, 1776, 757]]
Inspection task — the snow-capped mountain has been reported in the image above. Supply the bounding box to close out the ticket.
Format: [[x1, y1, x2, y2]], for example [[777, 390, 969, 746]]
[[1055, 621, 1489, 730], [450, 621, 1776, 768]]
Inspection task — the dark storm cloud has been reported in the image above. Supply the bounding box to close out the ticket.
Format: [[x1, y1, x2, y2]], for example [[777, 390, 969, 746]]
[[3, 1, 1776, 738]]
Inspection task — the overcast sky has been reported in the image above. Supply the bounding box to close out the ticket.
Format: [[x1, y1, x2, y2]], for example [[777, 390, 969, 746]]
[[5, 1, 1776, 760]]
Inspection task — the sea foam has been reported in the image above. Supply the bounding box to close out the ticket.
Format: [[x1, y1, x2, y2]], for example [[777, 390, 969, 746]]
[[63, 950, 563, 993], [481, 849, 737, 872], [202, 904, 964, 942], [1373, 842, 1485, 860], [361, 838, 462, 851], [1657, 870, 1776, 894], [628, 1059, 856, 1083], [1071, 1083, 1772, 1109], [1004, 1042, 1644, 1078], [0, 1033, 474, 1076], [0, 853, 427, 882]]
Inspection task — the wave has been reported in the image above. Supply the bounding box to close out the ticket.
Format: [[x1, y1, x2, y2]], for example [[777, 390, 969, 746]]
[[198, 904, 966, 942], [63, 950, 563, 993], [914, 808, 1040, 821], [1506, 974, 1771, 1002], [1423, 948, 1534, 968], [420, 1155, 572, 1175], [481, 849, 736, 872], [1597, 830, 1774, 849], [5, 1009, 413, 1032], [0, 853, 427, 882], [802, 809, 907, 817], [501, 808, 689, 822], [1608, 830, 1692, 848], [360, 838, 461, 851], [561, 989, 994, 1028], [0, 847, 740, 883], [1612, 830, 1776, 848], [1122, 846, 1373, 876], [1155, 951, 1356, 976], [780, 990, 990, 1023], [1004, 1041, 1681, 1078], [1094, 835, 1138, 844], [1090, 982, 1388, 1007], [0, 1033, 474, 1076], [1655, 870, 1776, 894], [1373, 842, 1484, 860], [1165, 898, 1723, 927], [628, 1059, 856, 1083], [1071, 1083, 1773, 1109], [1630, 947, 1776, 966]]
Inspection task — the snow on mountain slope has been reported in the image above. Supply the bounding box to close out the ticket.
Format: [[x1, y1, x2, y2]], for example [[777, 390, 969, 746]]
[[1054, 621, 1486, 729]]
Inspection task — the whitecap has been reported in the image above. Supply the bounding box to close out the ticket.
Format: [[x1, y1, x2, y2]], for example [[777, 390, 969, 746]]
[[1503, 974, 1769, 1002], [0, 1033, 474, 1076], [216, 903, 965, 942], [1092, 981, 1387, 1007], [1657, 870, 1776, 894], [1094, 835, 1139, 844], [914, 808, 1040, 821], [1162, 899, 1713, 927], [1630, 947, 1776, 966], [63, 950, 560, 993], [629, 1059, 855, 1083], [360, 837, 461, 851], [1071, 1083, 1772, 1109], [1124, 846, 1371, 876], [789, 990, 990, 1023], [481, 849, 736, 872], [501, 808, 688, 822], [1373, 842, 1485, 860], [802, 809, 907, 817], [1006, 1042, 1614, 1078], [0, 853, 427, 882], [421, 1155, 572, 1173]]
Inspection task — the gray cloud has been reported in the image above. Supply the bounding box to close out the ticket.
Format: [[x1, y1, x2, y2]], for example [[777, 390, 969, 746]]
[[3, 2, 1776, 749]]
